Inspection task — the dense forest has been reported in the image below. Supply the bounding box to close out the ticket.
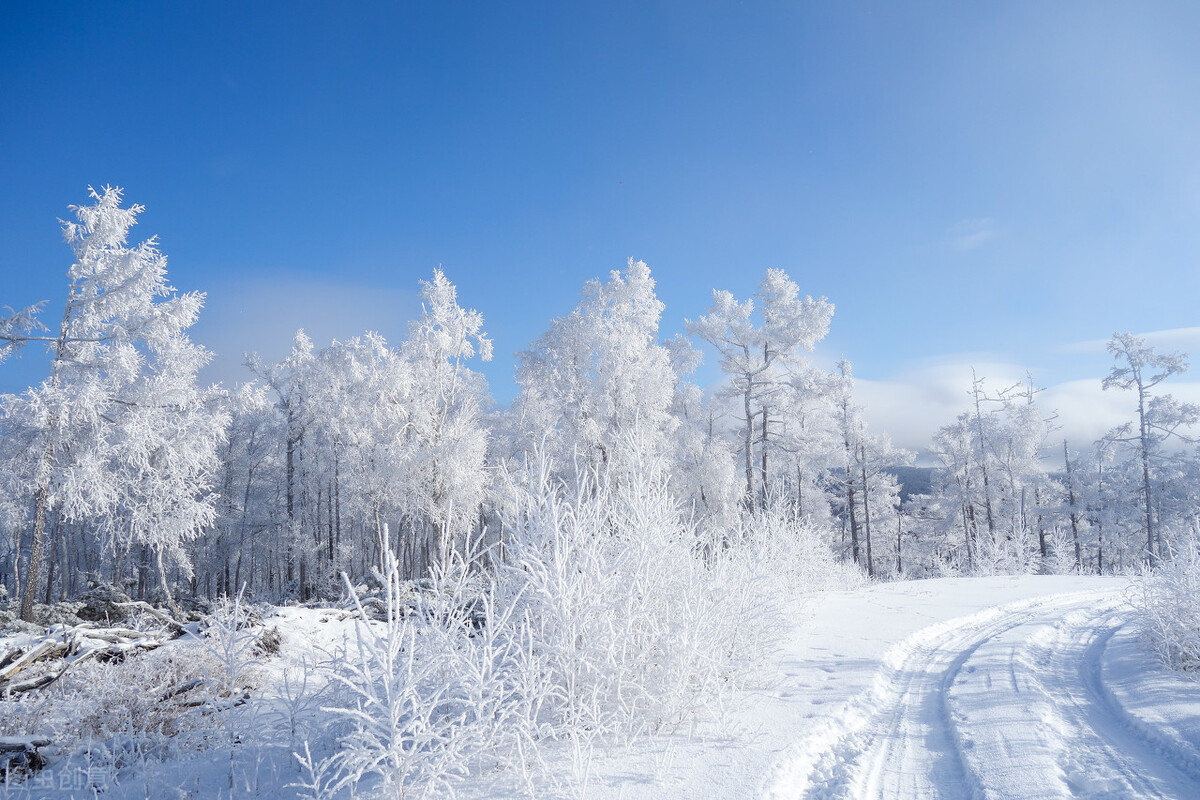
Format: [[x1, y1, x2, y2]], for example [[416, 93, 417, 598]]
[[2, 188, 1197, 623]]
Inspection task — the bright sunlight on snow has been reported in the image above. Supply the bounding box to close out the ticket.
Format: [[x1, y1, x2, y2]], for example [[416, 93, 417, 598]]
[[5, 5, 1200, 799]]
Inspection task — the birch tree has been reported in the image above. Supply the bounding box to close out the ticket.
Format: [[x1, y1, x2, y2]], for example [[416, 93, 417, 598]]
[[686, 269, 833, 509]]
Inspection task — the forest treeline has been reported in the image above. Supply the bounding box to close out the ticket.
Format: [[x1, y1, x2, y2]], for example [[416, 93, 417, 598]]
[[2, 187, 1197, 622]]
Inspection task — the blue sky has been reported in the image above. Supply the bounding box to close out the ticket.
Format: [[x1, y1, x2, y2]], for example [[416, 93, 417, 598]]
[[4, 2, 1200, 453]]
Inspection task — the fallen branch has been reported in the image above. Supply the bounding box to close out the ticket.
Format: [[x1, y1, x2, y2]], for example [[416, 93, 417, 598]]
[[0, 639, 68, 683], [180, 689, 250, 712], [0, 737, 50, 753], [113, 601, 185, 633], [159, 677, 204, 702], [4, 672, 58, 694], [0, 736, 50, 782], [0, 647, 21, 672]]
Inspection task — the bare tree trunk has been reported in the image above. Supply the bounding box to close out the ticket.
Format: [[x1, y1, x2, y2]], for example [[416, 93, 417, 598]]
[[156, 548, 182, 620], [1063, 441, 1082, 570], [286, 405, 300, 588], [60, 522, 72, 602], [839, 366, 860, 566], [334, 452, 342, 554], [965, 499, 978, 571], [1096, 462, 1105, 573], [796, 465, 804, 517], [20, 459, 53, 622], [743, 389, 756, 511], [42, 510, 62, 606], [860, 444, 874, 578], [137, 544, 150, 600], [1036, 488, 1047, 558], [20, 479, 51, 623], [971, 369, 997, 538], [327, 476, 335, 564], [961, 503, 972, 567], [846, 478, 860, 566], [1136, 383, 1157, 565], [760, 406, 769, 508], [19, 300, 73, 623], [78, 525, 93, 593], [8, 524, 21, 611]]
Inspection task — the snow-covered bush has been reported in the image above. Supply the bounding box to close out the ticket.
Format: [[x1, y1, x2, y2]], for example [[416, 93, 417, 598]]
[[496, 449, 748, 740], [312, 533, 521, 799], [495, 440, 859, 749], [200, 591, 267, 792], [720, 495, 865, 598], [1044, 527, 1080, 576], [1134, 534, 1200, 671], [312, 436, 850, 797], [971, 524, 1040, 576]]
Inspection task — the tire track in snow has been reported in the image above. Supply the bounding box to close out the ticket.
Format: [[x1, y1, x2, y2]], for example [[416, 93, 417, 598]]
[[946, 600, 1120, 799], [1083, 623, 1200, 781], [765, 591, 1108, 800], [1025, 610, 1200, 798]]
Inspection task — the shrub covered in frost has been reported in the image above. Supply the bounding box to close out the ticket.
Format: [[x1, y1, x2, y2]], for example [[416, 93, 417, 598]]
[[309, 441, 855, 797], [1134, 534, 1200, 672]]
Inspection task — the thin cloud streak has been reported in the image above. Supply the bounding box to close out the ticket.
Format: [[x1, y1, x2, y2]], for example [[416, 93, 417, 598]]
[[946, 218, 998, 252], [856, 359, 1200, 464], [1057, 327, 1200, 356]]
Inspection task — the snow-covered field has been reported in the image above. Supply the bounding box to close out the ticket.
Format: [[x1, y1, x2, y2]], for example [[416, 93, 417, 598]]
[[5, 575, 1199, 799], [554, 576, 1200, 800]]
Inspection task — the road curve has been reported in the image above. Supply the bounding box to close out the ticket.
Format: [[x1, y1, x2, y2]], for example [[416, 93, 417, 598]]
[[769, 589, 1200, 800]]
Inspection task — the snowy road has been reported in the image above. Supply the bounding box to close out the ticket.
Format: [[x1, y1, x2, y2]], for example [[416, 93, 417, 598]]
[[560, 577, 1200, 800], [770, 586, 1200, 800]]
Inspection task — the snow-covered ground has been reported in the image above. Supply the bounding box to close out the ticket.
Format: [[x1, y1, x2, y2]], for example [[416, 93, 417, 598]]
[[6, 576, 1200, 799], [552, 576, 1200, 800]]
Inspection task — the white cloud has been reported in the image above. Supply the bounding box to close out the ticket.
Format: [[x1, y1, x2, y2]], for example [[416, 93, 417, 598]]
[[190, 274, 420, 388], [1057, 327, 1200, 356], [854, 355, 1200, 463], [1138, 327, 1200, 355], [850, 358, 1028, 457]]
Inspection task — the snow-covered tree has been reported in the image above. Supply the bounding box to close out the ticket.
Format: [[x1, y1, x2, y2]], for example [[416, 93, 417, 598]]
[[512, 259, 678, 486], [240, 270, 491, 593], [104, 335, 228, 616], [249, 331, 319, 597], [686, 269, 833, 509], [1060, 440, 1087, 571], [0, 186, 224, 620], [663, 334, 740, 532], [313, 333, 411, 580], [830, 360, 912, 576], [0, 302, 47, 364], [202, 382, 280, 597], [925, 373, 1057, 575], [1102, 332, 1198, 565], [990, 379, 1060, 563], [775, 366, 841, 524], [402, 269, 493, 570]]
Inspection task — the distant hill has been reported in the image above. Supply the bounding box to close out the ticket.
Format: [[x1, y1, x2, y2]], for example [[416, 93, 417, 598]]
[[886, 466, 934, 502]]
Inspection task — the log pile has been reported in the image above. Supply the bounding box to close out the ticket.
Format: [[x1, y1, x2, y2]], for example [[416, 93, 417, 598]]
[[0, 602, 261, 784], [0, 605, 186, 697]]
